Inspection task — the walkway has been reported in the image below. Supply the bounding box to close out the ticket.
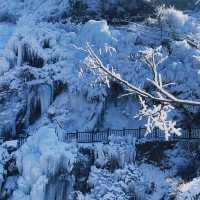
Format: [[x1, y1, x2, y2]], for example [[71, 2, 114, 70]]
[[2, 127, 200, 148], [62, 127, 200, 143]]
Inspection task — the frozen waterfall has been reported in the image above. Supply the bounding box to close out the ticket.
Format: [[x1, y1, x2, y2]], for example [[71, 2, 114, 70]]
[[25, 81, 53, 126]]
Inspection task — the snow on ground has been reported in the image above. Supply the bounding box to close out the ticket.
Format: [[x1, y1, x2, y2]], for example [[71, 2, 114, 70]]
[[177, 177, 200, 199], [86, 165, 142, 200], [85, 163, 178, 200], [139, 164, 178, 200], [75, 136, 179, 200]]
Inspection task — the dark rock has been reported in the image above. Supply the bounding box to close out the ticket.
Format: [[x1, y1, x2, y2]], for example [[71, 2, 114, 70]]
[[72, 147, 95, 193]]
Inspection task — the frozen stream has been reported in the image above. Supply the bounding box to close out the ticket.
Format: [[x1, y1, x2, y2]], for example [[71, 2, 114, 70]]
[[0, 22, 15, 49]]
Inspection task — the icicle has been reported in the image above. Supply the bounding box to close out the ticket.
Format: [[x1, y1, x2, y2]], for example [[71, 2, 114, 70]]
[[17, 42, 23, 67], [44, 175, 74, 200], [38, 84, 53, 115], [11, 115, 16, 137], [24, 84, 33, 128], [24, 82, 53, 127]]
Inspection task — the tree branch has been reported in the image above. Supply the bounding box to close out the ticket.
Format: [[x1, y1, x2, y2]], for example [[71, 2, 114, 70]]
[[86, 44, 200, 106]]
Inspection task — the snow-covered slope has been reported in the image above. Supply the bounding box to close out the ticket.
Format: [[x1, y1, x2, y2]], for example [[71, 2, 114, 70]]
[[0, 1, 200, 199]]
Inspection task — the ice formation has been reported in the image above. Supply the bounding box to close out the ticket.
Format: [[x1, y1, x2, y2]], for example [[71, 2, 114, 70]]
[[177, 177, 200, 200], [12, 127, 77, 200], [94, 135, 136, 169], [0, 1, 199, 199]]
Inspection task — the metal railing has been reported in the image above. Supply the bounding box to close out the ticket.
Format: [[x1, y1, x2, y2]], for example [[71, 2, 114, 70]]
[[1, 127, 200, 147], [63, 127, 200, 143], [0, 134, 29, 148]]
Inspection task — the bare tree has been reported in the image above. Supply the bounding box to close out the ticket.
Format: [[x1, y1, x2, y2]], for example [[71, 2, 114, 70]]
[[84, 44, 200, 139]]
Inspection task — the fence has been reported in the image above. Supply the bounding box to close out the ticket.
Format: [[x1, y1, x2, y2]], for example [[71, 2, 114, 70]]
[[62, 127, 200, 143], [0, 134, 29, 148], [1, 127, 200, 147]]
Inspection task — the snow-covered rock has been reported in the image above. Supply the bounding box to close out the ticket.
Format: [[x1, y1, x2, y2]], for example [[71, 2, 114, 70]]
[[0, 145, 9, 192], [79, 20, 117, 47], [177, 177, 200, 200], [159, 7, 189, 32], [94, 135, 136, 169], [12, 126, 77, 200], [86, 163, 178, 200]]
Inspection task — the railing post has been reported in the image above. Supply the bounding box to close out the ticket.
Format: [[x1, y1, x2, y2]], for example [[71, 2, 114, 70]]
[[76, 130, 78, 142], [18, 138, 20, 148], [138, 127, 141, 139], [18, 135, 22, 147], [189, 127, 192, 139], [155, 128, 158, 139], [92, 130, 94, 143], [17, 138, 20, 148], [123, 128, 125, 137], [107, 128, 110, 142]]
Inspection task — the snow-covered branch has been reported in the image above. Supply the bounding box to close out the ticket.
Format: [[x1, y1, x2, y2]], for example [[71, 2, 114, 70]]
[[86, 44, 200, 106], [84, 44, 200, 138]]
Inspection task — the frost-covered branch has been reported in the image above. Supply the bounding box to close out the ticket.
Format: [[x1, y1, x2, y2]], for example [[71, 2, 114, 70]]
[[84, 44, 200, 138], [196, 0, 200, 6], [86, 44, 200, 106], [136, 96, 181, 140]]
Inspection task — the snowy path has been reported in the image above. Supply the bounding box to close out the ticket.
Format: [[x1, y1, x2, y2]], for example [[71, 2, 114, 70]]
[[0, 23, 15, 49]]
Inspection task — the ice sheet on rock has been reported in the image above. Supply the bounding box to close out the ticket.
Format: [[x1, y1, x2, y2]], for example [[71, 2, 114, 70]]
[[38, 84, 53, 115], [103, 98, 146, 129], [94, 135, 136, 169], [0, 56, 11, 75], [49, 92, 106, 132], [0, 23, 15, 49], [12, 126, 77, 200], [79, 20, 117, 47]]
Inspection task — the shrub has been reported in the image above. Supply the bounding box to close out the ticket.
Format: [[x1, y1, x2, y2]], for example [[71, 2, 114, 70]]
[[157, 6, 188, 31]]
